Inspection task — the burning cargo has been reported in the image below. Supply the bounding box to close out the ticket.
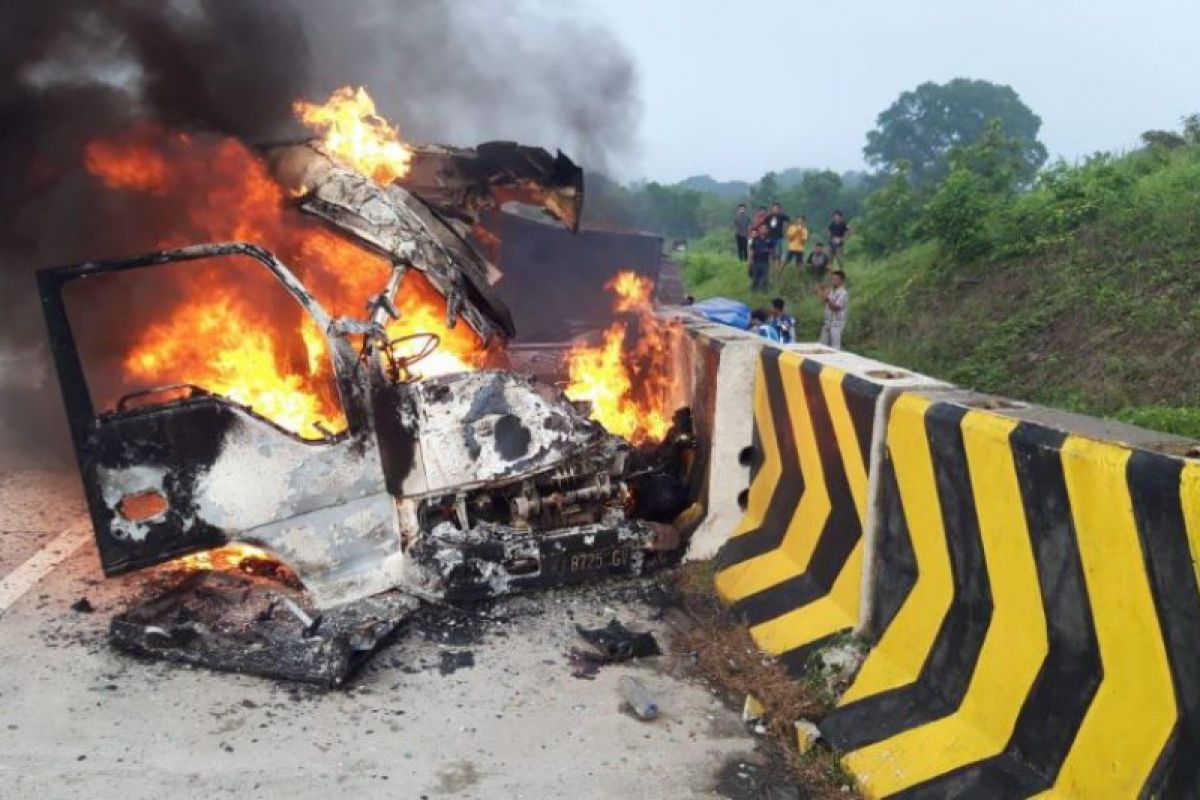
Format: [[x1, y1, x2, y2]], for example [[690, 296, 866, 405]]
[[38, 87, 695, 676]]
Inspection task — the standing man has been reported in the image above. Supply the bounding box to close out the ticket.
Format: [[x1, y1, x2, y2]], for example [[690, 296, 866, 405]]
[[817, 270, 849, 349], [828, 210, 850, 268], [785, 214, 808, 267], [752, 205, 768, 232], [748, 224, 772, 292], [764, 202, 790, 266], [769, 297, 796, 343], [733, 203, 750, 262], [806, 242, 830, 281]]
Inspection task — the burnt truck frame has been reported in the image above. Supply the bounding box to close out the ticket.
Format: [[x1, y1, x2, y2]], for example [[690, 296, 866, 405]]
[[38, 141, 685, 610]]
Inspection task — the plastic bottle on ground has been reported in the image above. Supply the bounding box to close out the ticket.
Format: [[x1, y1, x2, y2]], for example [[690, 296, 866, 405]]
[[618, 675, 658, 720]]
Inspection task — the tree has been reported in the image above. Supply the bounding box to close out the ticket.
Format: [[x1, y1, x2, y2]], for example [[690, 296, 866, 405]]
[[949, 118, 1033, 195], [865, 78, 1048, 187], [749, 171, 781, 209], [798, 170, 843, 217], [857, 163, 920, 257], [920, 167, 994, 261], [1140, 129, 1187, 150], [639, 182, 703, 239], [696, 192, 737, 232]]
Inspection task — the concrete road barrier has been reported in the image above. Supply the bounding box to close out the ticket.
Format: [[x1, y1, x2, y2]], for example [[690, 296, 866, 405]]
[[665, 315, 770, 561], [819, 389, 1200, 798], [712, 346, 945, 672]]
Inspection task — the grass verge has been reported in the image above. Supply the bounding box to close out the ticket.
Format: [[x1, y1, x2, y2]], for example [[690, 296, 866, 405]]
[[669, 563, 857, 798]]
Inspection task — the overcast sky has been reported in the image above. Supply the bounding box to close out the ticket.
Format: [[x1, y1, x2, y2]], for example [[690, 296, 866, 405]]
[[572, 0, 1200, 182]]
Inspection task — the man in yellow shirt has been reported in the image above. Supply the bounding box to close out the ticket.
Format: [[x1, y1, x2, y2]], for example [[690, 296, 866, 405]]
[[784, 214, 809, 267]]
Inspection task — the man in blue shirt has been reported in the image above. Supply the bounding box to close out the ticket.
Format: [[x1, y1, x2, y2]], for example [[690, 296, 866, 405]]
[[750, 308, 782, 342], [770, 297, 797, 343]]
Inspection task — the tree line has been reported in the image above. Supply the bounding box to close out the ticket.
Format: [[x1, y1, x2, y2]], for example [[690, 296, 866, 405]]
[[583, 78, 1053, 251]]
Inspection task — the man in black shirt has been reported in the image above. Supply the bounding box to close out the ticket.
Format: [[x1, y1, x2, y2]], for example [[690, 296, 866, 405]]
[[807, 242, 831, 280], [764, 202, 790, 266], [748, 224, 773, 292], [828, 210, 850, 268], [733, 203, 750, 261]]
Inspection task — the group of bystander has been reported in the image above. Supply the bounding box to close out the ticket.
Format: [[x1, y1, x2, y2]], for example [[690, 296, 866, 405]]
[[735, 203, 851, 348]]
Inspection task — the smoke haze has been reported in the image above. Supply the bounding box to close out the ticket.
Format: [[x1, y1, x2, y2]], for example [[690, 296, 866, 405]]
[[0, 0, 641, 459]]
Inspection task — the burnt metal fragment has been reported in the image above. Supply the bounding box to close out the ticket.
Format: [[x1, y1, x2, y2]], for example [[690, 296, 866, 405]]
[[575, 619, 661, 662], [110, 570, 419, 687]]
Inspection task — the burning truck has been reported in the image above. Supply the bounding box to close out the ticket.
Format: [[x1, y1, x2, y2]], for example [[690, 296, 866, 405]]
[[36, 88, 695, 683]]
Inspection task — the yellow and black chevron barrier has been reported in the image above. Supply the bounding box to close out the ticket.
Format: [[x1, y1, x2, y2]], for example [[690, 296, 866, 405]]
[[713, 347, 884, 671], [819, 392, 1200, 798]]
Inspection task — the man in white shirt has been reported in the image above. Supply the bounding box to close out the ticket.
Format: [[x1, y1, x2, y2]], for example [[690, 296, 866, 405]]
[[818, 270, 849, 349]]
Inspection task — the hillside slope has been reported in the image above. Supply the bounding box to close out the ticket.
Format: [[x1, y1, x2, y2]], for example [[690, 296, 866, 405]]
[[680, 143, 1200, 437]]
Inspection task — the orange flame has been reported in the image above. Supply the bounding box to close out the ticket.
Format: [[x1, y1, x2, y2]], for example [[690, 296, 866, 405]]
[[81, 124, 483, 438], [172, 542, 274, 572], [293, 86, 413, 185], [564, 271, 671, 444]]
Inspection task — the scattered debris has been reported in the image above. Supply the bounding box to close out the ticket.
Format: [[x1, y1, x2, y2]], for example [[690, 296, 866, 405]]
[[437, 650, 475, 676], [712, 757, 804, 800], [617, 675, 658, 720], [742, 693, 766, 723], [70, 597, 95, 614], [794, 720, 822, 755], [109, 570, 418, 687], [575, 619, 661, 662], [567, 650, 603, 680]]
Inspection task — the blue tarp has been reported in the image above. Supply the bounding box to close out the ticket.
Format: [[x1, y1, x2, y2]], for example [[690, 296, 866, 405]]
[[691, 297, 751, 330]]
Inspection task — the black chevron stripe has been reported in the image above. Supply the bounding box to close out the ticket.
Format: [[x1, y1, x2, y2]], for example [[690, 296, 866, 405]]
[[715, 350, 805, 568], [890, 422, 1102, 798], [747, 413, 764, 483], [822, 403, 991, 753], [1128, 451, 1200, 798], [730, 361, 863, 628], [842, 374, 881, 473], [861, 447, 918, 638]]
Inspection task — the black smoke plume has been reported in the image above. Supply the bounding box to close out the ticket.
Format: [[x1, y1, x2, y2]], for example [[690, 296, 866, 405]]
[[0, 0, 641, 461]]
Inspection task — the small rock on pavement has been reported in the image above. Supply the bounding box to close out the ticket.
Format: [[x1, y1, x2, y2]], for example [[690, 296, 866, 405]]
[[742, 694, 765, 723], [70, 597, 95, 614]]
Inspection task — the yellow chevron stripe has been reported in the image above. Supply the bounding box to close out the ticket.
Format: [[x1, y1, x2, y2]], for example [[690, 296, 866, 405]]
[[749, 541, 864, 656], [839, 393, 952, 705], [717, 353, 829, 600], [775, 357, 833, 572], [1033, 436, 1177, 798], [843, 411, 1049, 795], [746, 367, 869, 654], [822, 366, 870, 522], [1183, 462, 1200, 594]]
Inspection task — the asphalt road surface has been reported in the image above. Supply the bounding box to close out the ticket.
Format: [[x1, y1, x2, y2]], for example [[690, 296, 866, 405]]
[[0, 450, 768, 799]]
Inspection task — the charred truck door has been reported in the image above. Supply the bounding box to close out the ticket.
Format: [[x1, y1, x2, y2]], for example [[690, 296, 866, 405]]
[[38, 243, 406, 608]]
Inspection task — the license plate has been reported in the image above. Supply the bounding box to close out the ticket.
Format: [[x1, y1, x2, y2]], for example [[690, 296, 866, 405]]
[[542, 545, 634, 580]]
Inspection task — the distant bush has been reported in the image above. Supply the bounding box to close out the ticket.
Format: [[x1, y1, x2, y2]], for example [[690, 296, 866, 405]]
[[920, 168, 994, 261], [857, 164, 920, 257]]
